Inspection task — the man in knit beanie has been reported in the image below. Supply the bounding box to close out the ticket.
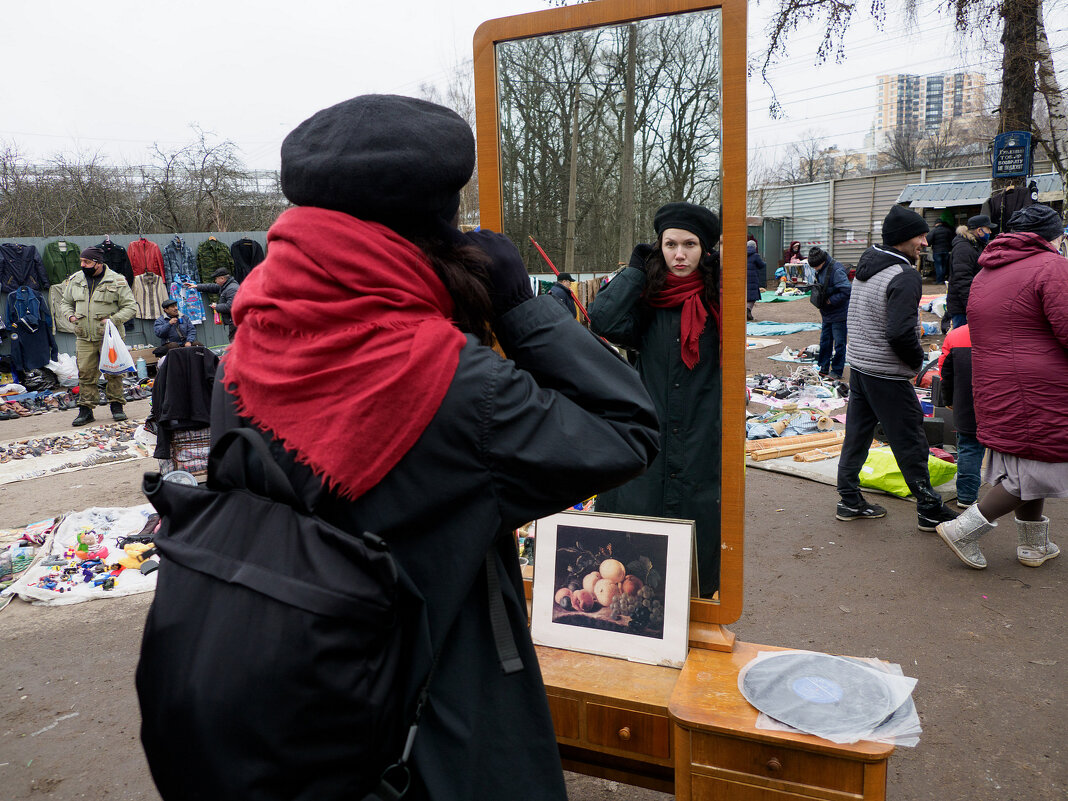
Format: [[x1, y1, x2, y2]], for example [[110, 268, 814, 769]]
[[835, 204, 958, 531]]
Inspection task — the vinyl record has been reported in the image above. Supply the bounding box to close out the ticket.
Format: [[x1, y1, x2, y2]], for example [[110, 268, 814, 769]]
[[741, 652, 898, 738]]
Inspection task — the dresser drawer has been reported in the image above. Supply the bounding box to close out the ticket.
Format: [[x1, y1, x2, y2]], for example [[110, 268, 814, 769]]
[[691, 732, 863, 795], [546, 693, 580, 740], [586, 702, 671, 759]]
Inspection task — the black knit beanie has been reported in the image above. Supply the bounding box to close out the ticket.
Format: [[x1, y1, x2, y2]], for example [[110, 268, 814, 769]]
[[1007, 204, 1064, 241], [280, 94, 475, 234], [808, 246, 828, 267], [653, 202, 721, 254], [881, 205, 930, 246], [80, 246, 105, 263]]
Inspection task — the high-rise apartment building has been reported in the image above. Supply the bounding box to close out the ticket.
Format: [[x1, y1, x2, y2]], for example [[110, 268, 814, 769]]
[[874, 72, 985, 135]]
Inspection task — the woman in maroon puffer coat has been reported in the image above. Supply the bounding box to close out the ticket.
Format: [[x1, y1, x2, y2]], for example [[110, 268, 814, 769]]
[[935, 204, 1068, 570]]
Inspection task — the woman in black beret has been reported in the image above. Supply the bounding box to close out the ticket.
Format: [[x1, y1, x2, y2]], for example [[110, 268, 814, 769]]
[[589, 201, 723, 598], [137, 94, 659, 801]]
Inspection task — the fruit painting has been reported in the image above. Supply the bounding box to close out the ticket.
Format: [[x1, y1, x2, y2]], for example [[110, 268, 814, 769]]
[[549, 524, 669, 639]]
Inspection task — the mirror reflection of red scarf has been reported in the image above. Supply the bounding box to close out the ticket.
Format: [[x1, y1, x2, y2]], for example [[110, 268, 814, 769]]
[[224, 207, 466, 500], [646, 272, 718, 369]]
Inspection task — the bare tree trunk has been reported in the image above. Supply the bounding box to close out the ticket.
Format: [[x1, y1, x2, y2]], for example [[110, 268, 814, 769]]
[[564, 83, 580, 275], [994, 0, 1038, 190], [617, 24, 636, 266], [1035, 0, 1068, 207]]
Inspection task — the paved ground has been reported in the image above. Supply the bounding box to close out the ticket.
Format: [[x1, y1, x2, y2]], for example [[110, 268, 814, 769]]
[[1, 287, 1065, 799]]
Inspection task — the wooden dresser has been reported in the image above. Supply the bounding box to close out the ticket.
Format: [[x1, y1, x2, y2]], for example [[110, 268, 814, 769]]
[[537, 642, 895, 801]]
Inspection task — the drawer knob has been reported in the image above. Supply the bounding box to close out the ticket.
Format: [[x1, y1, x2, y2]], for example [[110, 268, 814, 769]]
[[766, 758, 783, 772], [617, 727, 632, 741]]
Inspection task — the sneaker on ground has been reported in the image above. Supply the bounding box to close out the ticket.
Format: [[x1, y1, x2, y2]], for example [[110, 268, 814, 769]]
[[918, 503, 958, 532], [956, 499, 975, 509], [836, 501, 887, 521]]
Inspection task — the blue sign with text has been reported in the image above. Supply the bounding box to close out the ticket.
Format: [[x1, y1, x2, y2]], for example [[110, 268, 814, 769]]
[[992, 131, 1033, 178]]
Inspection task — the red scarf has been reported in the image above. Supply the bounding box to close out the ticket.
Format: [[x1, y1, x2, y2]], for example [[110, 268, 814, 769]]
[[225, 207, 466, 500], [646, 272, 718, 369]]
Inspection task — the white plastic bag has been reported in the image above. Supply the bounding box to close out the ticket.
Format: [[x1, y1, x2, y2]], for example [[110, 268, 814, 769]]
[[46, 353, 80, 386], [98, 319, 135, 375]]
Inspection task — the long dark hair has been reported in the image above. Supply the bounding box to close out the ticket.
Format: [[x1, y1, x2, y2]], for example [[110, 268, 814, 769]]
[[406, 230, 495, 346], [642, 233, 722, 314]]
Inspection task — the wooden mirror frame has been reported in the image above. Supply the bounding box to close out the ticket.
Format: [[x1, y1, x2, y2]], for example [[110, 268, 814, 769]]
[[474, 0, 746, 645]]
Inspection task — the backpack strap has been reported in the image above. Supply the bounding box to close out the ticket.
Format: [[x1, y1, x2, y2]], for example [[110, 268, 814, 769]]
[[484, 554, 524, 675]]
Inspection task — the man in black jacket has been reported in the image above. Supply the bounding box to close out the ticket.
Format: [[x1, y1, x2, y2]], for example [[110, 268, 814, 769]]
[[184, 268, 240, 342], [928, 216, 955, 284], [946, 214, 993, 329], [835, 205, 958, 531], [547, 272, 578, 319]]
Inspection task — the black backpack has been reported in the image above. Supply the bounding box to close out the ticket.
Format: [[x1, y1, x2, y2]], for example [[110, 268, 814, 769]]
[[809, 263, 832, 309], [136, 428, 434, 801]]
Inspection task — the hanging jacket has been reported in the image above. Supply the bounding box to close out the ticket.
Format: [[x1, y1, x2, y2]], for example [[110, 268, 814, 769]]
[[57, 267, 138, 342], [98, 239, 135, 287], [41, 240, 82, 285], [196, 238, 235, 282], [49, 280, 78, 334], [128, 238, 166, 278], [845, 244, 923, 379], [588, 259, 721, 597], [229, 238, 265, 282], [969, 231, 1068, 462], [163, 236, 197, 284], [5, 287, 58, 372], [0, 243, 48, 293], [946, 228, 984, 317], [133, 272, 171, 320]]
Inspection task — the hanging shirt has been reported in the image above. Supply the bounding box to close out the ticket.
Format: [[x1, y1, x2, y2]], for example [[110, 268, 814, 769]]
[[133, 272, 171, 320], [169, 274, 206, 324]]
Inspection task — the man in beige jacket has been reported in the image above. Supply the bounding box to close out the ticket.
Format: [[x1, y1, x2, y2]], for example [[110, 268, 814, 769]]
[[58, 247, 138, 426]]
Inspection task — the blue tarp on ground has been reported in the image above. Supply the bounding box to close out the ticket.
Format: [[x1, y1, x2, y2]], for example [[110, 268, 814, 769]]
[[747, 321, 822, 336], [757, 290, 809, 302]]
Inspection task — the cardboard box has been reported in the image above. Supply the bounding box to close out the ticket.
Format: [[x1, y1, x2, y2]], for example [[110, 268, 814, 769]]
[[128, 347, 158, 366]]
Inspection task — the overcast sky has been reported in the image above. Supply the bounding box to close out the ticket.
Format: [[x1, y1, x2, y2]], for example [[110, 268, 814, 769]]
[[4, 1, 1066, 171]]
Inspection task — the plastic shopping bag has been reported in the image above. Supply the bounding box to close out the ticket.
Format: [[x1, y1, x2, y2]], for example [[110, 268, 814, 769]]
[[99, 319, 136, 375], [859, 446, 957, 498]]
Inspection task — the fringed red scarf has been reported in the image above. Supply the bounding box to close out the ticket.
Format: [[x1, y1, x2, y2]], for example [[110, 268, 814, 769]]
[[224, 206, 466, 500], [646, 272, 720, 369]]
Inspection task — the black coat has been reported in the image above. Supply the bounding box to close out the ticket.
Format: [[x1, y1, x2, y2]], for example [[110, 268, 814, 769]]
[[211, 296, 659, 801], [947, 232, 982, 316], [588, 263, 722, 597], [230, 238, 265, 282], [928, 222, 955, 254], [746, 251, 766, 301], [547, 281, 577, 318]]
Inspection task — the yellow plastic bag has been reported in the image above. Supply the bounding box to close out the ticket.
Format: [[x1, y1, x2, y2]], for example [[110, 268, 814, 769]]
[[859, 446, 957, 498]]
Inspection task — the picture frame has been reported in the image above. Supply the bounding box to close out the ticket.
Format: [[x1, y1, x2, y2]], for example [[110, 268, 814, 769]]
[[530, 511, 694, 668]]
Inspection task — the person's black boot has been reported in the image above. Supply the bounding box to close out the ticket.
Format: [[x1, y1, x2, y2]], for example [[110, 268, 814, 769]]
[[915, 481, 958, 531], [110, 402, 128, 422], [72, 406, 95, 427]]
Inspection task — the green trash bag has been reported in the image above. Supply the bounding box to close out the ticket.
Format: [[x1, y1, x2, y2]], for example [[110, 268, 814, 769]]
[[859, 446, 957, 498]]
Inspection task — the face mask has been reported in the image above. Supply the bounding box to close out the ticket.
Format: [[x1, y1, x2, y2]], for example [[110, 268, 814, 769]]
[[82, 266, 98, 278], [977, 231, 990, 242]]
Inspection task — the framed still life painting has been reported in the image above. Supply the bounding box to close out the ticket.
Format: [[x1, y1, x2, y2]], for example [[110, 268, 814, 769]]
[[529, 511, 693, 668]]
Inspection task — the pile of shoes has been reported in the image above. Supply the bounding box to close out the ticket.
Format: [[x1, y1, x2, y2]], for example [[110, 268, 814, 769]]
[[747, 370, 849, 403], [0, 420, 138, 464], [1, 391, 78, 419]]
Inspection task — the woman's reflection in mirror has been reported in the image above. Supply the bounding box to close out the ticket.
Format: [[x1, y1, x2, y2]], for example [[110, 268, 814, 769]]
[[589, 202, 723, 597]]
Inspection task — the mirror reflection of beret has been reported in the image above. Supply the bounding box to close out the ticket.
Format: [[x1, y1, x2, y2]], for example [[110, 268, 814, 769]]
[[280, 94, 475, 231]]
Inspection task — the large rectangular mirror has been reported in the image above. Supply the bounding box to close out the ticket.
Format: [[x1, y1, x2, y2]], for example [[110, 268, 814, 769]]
[[475, 0, 746, 632]]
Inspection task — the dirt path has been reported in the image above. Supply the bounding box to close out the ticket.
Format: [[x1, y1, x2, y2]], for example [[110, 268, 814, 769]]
[[1, 290, 1064, 799]]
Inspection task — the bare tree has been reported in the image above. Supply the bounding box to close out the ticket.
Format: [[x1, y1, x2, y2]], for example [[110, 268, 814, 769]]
[[880, 125, 924, 171], [419, 59, 480, 228]]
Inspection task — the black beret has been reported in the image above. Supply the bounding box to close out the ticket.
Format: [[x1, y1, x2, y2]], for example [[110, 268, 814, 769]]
[[653, 202, 721, 254], [280, 94, 475, 232], [881, 205, 930, 246], [1007, 204, 1064, 241], [210, 268, 231, 279]]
